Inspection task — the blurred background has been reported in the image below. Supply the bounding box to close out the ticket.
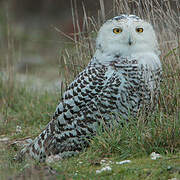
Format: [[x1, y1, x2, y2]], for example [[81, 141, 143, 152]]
[[0, 0, 113, 91], [0, 0, 179, 92]]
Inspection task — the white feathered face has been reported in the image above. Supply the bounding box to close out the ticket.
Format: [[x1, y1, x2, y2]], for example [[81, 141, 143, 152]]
[[96, 15, 159, 56]]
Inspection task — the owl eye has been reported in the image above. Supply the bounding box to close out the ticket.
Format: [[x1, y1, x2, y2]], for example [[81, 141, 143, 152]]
[[136, 28, 143, 33], [113, 28, 122, 34]]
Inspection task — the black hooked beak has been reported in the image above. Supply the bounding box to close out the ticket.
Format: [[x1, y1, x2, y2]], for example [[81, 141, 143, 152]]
[[128, 36, 133, 46]]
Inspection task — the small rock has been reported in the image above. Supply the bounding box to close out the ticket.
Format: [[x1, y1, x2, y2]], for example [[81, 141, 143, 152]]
[[115, 160, 131, 165], [167, 166, 172, 171], [96, 166, 112, 174], [100, 159, 106, 164], [74, 170, 78, 175], [150, 152, 162, 160]]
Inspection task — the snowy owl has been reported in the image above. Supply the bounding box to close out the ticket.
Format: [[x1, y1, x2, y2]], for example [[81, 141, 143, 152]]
[[16, 14, 162, 162]]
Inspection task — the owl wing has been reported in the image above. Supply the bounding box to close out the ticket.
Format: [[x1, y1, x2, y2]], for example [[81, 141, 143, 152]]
[[15, 59, 111, 162], [52, 60, 109, 123]]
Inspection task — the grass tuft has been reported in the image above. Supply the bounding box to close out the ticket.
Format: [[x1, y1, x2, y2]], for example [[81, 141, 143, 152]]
[[88, 111, 180, 160]]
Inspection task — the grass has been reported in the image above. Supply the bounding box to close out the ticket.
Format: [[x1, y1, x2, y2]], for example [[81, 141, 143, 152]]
[[53, 154, 180, 179], [0, 0, 180, 179]]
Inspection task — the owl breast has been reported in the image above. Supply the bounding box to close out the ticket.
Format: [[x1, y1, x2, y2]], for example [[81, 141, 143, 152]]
[[94, 56, 161, 123]]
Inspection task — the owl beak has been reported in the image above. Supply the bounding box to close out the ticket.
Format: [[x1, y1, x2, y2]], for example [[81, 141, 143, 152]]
[[128, 36, 133, 46]]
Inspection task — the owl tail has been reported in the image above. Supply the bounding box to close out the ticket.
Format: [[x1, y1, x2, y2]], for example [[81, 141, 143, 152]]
[[14, 119, 57, 162]]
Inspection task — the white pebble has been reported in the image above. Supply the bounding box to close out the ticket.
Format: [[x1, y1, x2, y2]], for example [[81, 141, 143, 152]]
[[150, 152, 162, 160], [100, 159, 106, 164], [115, 160, 131, 165], [96, 166, 112, 174]]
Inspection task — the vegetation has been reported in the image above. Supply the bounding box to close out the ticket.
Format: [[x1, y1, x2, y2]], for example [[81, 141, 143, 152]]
[[0, 0, 180, 179]]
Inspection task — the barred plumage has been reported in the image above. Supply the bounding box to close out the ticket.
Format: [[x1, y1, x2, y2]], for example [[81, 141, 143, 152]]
[[16, 14, 162, 162]]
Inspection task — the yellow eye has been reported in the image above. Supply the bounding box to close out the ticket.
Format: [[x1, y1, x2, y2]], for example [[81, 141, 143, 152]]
[[136, 28, 143, 33], [113, 28, 122, 34]]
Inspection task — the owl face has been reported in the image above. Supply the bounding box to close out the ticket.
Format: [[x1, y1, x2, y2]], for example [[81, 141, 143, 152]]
[[96, 15, 159, 56]]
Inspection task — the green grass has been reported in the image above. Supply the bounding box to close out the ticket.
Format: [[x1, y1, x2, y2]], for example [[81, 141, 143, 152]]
[[0, 50, 179, 180], [0, 74, 58, 138], [0, 0, 180, 179], [53, 154, 180, 179]]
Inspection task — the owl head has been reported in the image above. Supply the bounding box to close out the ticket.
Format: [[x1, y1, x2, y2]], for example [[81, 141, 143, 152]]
[[96, 15, 160, 57]]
